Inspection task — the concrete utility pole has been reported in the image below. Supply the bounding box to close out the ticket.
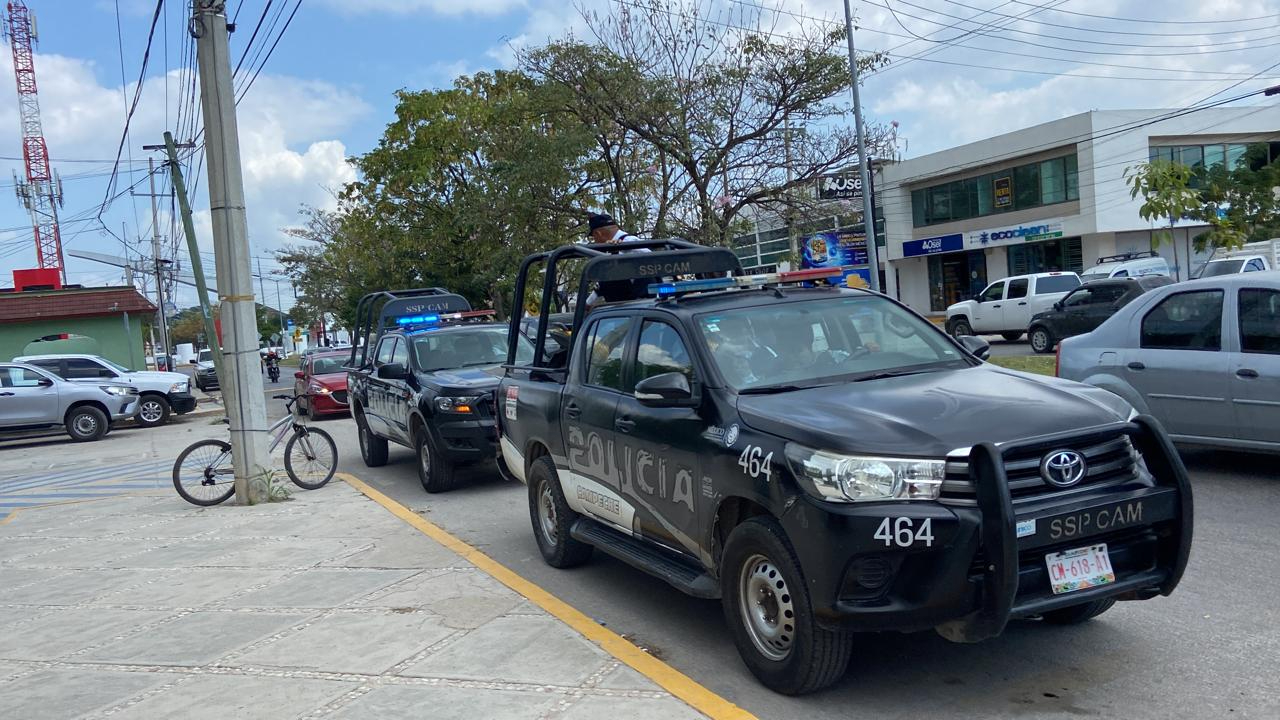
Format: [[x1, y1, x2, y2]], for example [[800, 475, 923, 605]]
[[147, 157, 173, 359], [192, 0, 269, 504], [842, 0, 881, 292]]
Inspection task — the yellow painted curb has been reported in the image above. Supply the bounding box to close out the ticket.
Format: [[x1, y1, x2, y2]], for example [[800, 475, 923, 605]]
[[338, 472, 755, 720]]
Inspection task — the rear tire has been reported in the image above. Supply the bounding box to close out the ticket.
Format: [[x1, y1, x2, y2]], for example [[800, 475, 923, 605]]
[[172, 439, 235, 506], [137, 394, 171, 427], [1041, 598, 1115, 625], [528, 455, 593, 568], [65, 406, 108, 442], [356, 410, 388, 467], [284, 426, 337, 490], [1030, 326, 1056, 354], [721, 516, 852, 695], [949, 318, 973, 338], [1000, 332, 1023, 342], [416, 426, 456, 493]]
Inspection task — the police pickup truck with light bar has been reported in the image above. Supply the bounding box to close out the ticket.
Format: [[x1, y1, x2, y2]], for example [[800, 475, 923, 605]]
[[346, 288, 534, 492], [497, 239, 1193, 695]]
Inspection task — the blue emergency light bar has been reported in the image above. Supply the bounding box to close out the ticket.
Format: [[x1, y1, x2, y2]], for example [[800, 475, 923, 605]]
[[648, 267, 845, 297], [396, 314, 440, 325], [396, 309, 497, 327]]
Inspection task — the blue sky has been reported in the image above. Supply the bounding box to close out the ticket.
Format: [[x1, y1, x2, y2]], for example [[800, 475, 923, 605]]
[[1, 0, 1277, 308]]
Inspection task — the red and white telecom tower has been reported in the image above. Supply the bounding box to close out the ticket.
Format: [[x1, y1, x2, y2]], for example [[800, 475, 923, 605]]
[[3, 0, 65, 286]]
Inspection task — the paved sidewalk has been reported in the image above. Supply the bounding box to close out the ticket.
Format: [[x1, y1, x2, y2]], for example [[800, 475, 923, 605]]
[[0, 481, 712, 719]]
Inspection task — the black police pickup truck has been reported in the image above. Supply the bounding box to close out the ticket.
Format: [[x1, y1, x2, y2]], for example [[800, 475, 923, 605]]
[[347, 288, 533, 492], [496, 240, 1192, 695]]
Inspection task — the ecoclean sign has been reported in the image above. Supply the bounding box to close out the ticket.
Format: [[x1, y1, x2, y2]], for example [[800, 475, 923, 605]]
[[966, 218, 1065, 249]]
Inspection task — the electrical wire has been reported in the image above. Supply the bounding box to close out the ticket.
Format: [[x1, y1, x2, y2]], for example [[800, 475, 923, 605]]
[[939, 0, 1280, 37], [1009, 2, 1280, 25], [100, 0, 165, 218], [236, 0, 302, 103]]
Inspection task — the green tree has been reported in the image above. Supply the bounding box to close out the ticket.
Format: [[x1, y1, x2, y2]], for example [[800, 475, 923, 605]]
[[1125, 159, 1201, 280], [521, 0, 891, 245], [1193, 142, 1280, 253]]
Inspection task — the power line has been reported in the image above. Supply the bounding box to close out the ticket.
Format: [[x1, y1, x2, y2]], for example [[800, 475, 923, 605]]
[[1009, 2, 1280, 25], [236, 0, 302, 103], [939, 0, 1280, 37], [100, 0, 165, 218]]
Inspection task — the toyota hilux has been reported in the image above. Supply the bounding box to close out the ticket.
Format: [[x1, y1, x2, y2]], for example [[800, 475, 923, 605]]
[[497, 239, 1193, 695]]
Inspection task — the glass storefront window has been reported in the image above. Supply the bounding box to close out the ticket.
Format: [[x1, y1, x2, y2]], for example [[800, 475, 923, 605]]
[[1203, 144, 1226, 169], [1065, 154, 1079, 200], [1014, 163, 1040, 208], [1040, 158, 1066, 204], [927, 249, 988, 312], [1177, 146, 1204, 171], [909, 152, 1079, 227]]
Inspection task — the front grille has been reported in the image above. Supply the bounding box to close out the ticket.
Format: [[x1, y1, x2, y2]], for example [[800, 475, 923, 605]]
[[474, 394, 493, 419], [332, 390, 349, 405], [941, 429, 1142, 504]]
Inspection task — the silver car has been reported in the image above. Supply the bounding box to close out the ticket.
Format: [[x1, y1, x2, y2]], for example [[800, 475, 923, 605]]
[[1057, 272, 1280, 453], [0, 362, 139, 442]]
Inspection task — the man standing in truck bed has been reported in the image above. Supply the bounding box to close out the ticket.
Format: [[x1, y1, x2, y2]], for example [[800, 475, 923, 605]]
[[586, 213, 651, 305]]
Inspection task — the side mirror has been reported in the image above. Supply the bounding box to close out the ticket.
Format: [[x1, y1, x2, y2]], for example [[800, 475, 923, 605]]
[[1053, 301, 1064, 311], [634, 372, 692, 405], [958, 335, 990, 361], [37, 377, 54, 387], [377, 362, 409, 380], [294, 371, 305, 380]]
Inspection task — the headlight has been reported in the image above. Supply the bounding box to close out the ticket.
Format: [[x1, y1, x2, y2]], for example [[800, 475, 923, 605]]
[[100, 385, 132, 396], [308, 382, 332, 395], [785, 444, 945, 502], [435, 395, 481, 414], [169, 381, 187, 393]]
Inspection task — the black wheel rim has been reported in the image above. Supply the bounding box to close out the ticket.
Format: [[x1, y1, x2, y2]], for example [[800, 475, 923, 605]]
[[176, 444, 234, 502]]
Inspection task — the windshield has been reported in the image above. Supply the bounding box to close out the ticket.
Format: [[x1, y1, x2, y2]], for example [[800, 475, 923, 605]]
[[411, 326, 534, 372], [310, 356, 346, 375], [696, 295, 970, 391], [1200, 259, 1245, 277], [198, 350, 212, 362]]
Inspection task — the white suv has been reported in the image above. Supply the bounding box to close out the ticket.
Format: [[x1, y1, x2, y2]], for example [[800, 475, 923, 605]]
[[946, 271, 1081, 340], [14, 353, 196, 428]]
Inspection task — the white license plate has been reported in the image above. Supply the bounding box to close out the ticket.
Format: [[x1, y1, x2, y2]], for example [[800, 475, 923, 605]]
[[1045, 543, 1116, 595]]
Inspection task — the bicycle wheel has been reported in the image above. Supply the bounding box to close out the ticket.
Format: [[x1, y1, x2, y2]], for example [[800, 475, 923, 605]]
[[284, 426, 337, 490], [173, 439, 236, 506]]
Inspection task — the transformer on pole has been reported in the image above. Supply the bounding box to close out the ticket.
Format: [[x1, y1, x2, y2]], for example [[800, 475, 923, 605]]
[[3, 1, 65, 283]]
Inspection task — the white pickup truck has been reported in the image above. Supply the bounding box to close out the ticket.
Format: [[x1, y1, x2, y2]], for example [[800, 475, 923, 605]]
[[1196, 239, 1279, 278], [945, 271, 1081, 340]]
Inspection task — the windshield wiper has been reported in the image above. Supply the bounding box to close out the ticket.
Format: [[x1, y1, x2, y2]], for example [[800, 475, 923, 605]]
[[850, 368, 936, 382], [739, 383, 827, 395]]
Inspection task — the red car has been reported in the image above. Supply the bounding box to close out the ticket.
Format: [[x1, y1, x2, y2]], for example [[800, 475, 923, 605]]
[[294, 351, 350, 419]]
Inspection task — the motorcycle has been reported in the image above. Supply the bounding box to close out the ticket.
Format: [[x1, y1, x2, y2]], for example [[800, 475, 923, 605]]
[[266, 358, 280, 383]]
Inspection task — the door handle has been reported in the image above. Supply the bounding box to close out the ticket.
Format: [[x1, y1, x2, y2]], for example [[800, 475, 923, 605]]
[[615, 417, 636, 433], [1018, 301, 1027, 306], [564, 403, 581, 420], [1237, 368, 1260, 379], [1127, 361, 1146, 370], [993, 304, 1001, 308], [0, 391, 12, 396]]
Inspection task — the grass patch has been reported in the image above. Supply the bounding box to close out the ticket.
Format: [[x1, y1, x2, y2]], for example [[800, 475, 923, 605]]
[[280, 355, 301, 367], [988, 355, 1056, 376]]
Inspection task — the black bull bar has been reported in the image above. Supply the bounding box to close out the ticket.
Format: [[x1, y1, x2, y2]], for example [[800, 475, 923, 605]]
[[937, 414, 1193, 643]]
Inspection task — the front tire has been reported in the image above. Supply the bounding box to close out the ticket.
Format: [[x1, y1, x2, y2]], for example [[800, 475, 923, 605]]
[[137, 394, 171, 427], [415, 426, 455, 493], [1030, 326, 1056, 354], [528, 455, 593, 568], [721, 517, 851, 695], [949, 317, 973, 338], [1000, 332, 1023, 342], [284, 426, 337, 490], [1041, 598, 1115, 625], [356, 410, 388, 467], [65, 406, 108, 442]]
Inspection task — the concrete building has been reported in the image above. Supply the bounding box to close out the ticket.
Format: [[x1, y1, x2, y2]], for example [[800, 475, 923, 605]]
[[0, 286, 155, 368], [878, 107, 1280, 317]]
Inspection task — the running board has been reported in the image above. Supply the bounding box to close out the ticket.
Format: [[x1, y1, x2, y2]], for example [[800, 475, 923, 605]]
[[569, 518, 720, 599]]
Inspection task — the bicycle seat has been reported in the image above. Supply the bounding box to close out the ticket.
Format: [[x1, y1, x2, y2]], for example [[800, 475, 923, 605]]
[[273, 394, 293, 400]]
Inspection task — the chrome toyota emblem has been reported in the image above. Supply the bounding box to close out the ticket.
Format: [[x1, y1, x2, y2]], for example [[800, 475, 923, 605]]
[[1040, 450, 1087, 487]]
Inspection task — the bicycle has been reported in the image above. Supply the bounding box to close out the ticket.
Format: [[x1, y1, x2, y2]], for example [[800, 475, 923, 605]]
[[172, 394, 338, 506]]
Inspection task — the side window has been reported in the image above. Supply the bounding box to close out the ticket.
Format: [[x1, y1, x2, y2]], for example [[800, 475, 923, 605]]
[[1006, 278, 1029, 299], [1239, 288, 1280, 354], [584, 317, 630, 390], [1140, 290, 1224, 351], [979, 281, 1005, 302], [1, 367, 46, 388], [374, 337, 397, 366], [391, 338, 409, 367], [26, 358, 60, 374], [1114, 269, 1129, 278], [1091, 285, 1126, 305], [1245, 258, 1266, 272], [636, 320, 693, 383], [66, 358, 108, 379], [1063, 288, 1092, 308]]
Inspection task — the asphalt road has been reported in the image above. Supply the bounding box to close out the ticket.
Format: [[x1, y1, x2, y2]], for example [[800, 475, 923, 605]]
[[297, 406, 1279, 719]]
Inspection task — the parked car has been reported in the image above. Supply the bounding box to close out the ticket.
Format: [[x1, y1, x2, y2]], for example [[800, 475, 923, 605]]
[[0, 362, 139, 442], [192, 349, 218, 391], [1028, 276, 1174, 353], [293, 351, 351, 419], [1057, 271, 1280, 453], [13, 353, 196, 428], [1079, 252, 1170, 283], [1193, 239, 1278, 279], [499, 240, 1192, 695], [946, 271, 1081, 340]]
